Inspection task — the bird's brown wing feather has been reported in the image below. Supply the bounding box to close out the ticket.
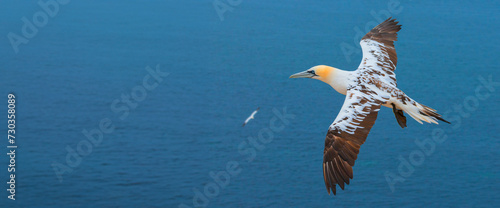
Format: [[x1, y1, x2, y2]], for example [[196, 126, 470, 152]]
[[358, 17, 402, 87], [323, 87, 386, 195], [323, 17, 400, 195]]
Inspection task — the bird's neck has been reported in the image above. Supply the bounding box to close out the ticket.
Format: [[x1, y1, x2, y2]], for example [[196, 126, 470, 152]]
[[326, 68, 352, 95]]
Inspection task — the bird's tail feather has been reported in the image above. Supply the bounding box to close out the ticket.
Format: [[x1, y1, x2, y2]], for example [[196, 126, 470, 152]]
[[403, 102, 450, 125]]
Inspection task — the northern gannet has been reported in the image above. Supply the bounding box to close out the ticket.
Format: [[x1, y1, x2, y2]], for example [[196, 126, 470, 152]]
[[289, 17, 449, 195], [242, 107, 260, 127]]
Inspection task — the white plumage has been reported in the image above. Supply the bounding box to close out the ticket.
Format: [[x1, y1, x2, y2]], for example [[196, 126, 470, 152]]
[[242, 107, 260, 127]]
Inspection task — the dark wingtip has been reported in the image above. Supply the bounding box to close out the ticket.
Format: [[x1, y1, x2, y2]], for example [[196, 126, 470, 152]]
[[436, 116, 451, 124]]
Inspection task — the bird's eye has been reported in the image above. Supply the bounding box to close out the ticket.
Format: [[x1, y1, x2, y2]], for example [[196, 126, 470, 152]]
[[308, 70, 317, 75]]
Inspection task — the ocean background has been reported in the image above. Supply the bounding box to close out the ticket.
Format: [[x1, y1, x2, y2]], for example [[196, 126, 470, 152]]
[[0, 0, 499, 207]]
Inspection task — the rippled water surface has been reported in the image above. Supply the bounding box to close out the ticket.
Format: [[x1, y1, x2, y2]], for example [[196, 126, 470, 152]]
[[1, 1, 499, 207]]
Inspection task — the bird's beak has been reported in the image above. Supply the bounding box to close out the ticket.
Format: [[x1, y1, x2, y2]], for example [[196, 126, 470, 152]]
[[289, 70, 314, 79]]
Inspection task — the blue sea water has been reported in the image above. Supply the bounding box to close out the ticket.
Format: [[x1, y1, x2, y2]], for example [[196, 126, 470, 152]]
[[0, 0, 499, 207]]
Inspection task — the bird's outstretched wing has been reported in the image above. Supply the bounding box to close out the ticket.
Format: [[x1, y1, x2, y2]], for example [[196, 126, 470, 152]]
[[357, 17, 402, 87], [250, 107, 260, 118], [323, 86, 388, 195], [242, 117, 251, 127]]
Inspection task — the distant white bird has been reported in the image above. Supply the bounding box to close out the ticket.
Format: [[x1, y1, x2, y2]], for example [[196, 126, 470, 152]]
[[289, 17, 450, 195], [242, 107, 260, 127]]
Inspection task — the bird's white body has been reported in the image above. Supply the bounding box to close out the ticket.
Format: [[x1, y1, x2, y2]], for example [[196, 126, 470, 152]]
[[327, 69, 352, 95], [325, 67, 437, 127]]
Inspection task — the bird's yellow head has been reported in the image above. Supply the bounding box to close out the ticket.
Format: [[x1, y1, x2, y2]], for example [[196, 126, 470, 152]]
[[289, 65, 336, 84]]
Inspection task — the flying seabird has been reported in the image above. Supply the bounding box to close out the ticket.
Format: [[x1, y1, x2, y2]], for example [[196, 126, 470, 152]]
[[242, 107, 260, 127], [289, 17, 449, 195]]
